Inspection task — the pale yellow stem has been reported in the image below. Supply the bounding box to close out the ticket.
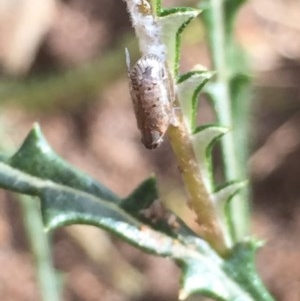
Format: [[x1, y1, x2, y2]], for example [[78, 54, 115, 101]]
[[167, 104, 227, 256]]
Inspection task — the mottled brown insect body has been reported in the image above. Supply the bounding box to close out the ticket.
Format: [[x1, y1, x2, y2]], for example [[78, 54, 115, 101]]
[[126, 52, 174, 149]]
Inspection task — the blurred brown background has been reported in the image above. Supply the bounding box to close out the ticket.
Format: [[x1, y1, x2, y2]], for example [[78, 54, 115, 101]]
[[1, 0, 300, 300]]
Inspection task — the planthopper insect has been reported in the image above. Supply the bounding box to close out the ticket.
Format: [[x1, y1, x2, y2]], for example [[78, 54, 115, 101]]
[[126, 49, 175, 149]]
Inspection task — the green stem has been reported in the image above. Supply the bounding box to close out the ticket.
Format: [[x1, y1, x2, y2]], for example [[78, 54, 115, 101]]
[[209, 0, 236, 172], [207, 0, 249, 242], [225, 242, 275, 301], [0, 114, 61, 301], [19, 195, 61, 301]]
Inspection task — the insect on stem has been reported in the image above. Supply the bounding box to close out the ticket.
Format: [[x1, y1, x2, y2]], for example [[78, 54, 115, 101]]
[[126, 49, 175, 149]]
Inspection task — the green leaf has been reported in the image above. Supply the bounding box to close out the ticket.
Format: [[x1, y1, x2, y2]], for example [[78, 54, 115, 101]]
[[177, 70, 214, 131], [0, 124, 179, 237], [214, 181, 247, 209], [121, 176, 158, 214], [7, 123, 119, 203], [213, 181, 247, 244], [0, 125, 274, 301], [192, 125, 228, 192], [158, 8, 201, 75], [223, 240, 274, 301], [200, 0, 247, 41], [121, 176, 182, 236], [224, 0, 248, 38], [179, 258, 252, 301], [178, 237, 273, 301]]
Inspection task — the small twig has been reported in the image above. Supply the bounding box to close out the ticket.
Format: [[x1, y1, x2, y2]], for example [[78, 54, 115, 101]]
[[208, 0, 250, 242], [167, 102, 227, 255], [19, 195, 61, 301], [0, 114, 61, 301]]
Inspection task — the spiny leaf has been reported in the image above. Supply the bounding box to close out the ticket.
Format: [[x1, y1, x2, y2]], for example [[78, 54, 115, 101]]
[[218, 180, 248, 241], [179, 258, 252, 301], [192, 125, 228, 192], [2, 124, 182, 237], [179, 238, 274, 301], [224, 0, 248, 38], [42, 186, 139, 233], [213, 181, 247, 244], [230, 73, 251, 111], [0, 125, 273, 301], [213, 181, 247, 207], [223, 240, 274, 301], [121, 176, 182, 236], [121, 176, 158, 213], [178, 237, 262, 301], [7, 124, 119, 203], [158, 8, 201, 75], [177, 70, 214, 131], [200, 0, 247, 42]]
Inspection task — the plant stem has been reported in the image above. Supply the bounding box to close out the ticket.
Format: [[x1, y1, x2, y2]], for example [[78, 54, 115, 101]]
[[208, 0, 250, 242], [0, 114, 61, 301], [19, 195, 61, 301], [126, 0, 228, 254], [167, 105, 227, 256]]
